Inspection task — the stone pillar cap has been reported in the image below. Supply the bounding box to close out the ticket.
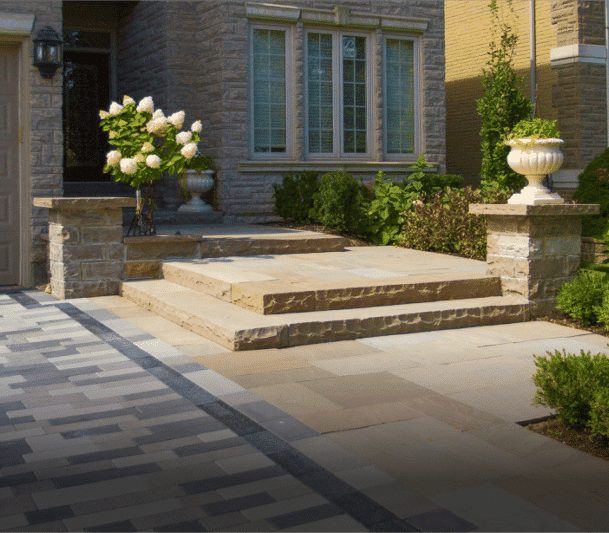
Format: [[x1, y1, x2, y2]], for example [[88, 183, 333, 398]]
[[33, 197, 137, 209], [469, 203, 599, 216]]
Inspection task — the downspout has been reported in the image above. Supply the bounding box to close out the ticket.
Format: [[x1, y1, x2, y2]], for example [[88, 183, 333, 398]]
[[530, 0, 537, 117]]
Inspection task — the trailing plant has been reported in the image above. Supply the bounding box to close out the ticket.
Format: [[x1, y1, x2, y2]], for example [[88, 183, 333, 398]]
[[396, 186, 510, 260], [273, 171, 319, 223], [476, 0, 532, 192], [310, 171, 368, 233], [555, 270, 608, 325], [533, 349, 609, 436], [504, 118, 561, 144]]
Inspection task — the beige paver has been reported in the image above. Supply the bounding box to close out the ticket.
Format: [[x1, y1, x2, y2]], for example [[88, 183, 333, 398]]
[[229, 366, 336, 389], [296, 400, 425, 433], [248, 383, 343, 418], [297, 372, 434, 409]]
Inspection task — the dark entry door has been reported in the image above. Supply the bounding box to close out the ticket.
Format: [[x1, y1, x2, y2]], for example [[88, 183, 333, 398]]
[[63, 50, 132, 196]]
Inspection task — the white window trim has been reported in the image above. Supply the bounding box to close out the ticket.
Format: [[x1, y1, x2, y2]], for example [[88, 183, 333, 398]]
[[249, 23, 294, 159], [383, 34, 421, 160], [304, 28, 373, 161]]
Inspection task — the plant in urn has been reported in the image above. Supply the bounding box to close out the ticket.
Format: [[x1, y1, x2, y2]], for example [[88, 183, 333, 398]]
[[504, 118, 564, 205]]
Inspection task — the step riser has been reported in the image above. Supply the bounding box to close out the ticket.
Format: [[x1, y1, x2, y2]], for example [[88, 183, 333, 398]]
[[120, 282, 529, 351], [162, 264, 503, 315]]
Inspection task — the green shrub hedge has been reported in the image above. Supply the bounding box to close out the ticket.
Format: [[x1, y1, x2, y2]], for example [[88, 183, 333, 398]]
[[396, 186, 510, 261], [310, 171, 370, 234], [533, 349, 609, 439], [273, 171, 319, 223]]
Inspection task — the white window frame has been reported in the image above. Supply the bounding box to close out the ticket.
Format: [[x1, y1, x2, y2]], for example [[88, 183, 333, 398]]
[[249, 24, 294, 159], [304, 28, 373, 160], [383, 34, 421, 159]]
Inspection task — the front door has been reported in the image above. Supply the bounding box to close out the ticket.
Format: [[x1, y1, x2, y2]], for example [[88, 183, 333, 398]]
[[0, 43, 20, 286]]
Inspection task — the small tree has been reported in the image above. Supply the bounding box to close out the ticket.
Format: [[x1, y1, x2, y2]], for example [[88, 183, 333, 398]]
[[476, 0, 531, 192]]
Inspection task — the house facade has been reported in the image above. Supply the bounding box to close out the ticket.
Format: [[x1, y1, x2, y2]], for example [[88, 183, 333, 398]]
[[1, 0, 445, 288], [445, 0, 608, 197]]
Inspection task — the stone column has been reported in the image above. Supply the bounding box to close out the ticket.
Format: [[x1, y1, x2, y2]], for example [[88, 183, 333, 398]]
[[469, 204, 599, 317], [33, 198, 136, 299]]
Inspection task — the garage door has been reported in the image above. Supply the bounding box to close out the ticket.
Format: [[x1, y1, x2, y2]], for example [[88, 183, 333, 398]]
[[0, 43, 20, 286]]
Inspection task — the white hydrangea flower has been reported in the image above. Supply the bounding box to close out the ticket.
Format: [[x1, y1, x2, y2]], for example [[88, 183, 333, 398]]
[[137, 96, 154, 114], [168, 111, 185, 130], [109, 101, 123, 115], [106, 150, 121, 166], [134, 153, 145, 163], [146, 154, 161, 168], [99, 110, 109, 119], [141, 142, 154, 153], [146, 118, 168, 136], [123, 95, 135, 106], [119, 157, 138, 174], [191, 120, 202, 132], [181, 142, 197, 159], [152, 109, 165, 120], [175, 131, 192, 144]]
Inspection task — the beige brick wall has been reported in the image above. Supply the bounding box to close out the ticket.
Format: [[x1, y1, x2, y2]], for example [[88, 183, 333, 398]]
[[445, 0, 559, 182]]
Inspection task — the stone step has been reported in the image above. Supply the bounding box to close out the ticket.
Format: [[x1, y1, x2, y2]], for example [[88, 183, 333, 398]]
[[119, 279, 529, 351], [161, 260, 503, 315]]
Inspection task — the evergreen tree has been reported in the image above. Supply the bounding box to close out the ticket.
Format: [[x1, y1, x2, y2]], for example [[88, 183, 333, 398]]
[[476, 0, 532, 192]]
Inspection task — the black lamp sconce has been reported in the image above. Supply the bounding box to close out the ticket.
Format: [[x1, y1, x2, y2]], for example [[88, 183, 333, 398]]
[[33, 26, 63, 79]]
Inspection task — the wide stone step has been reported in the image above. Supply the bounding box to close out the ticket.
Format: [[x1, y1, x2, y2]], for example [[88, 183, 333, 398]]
[[161, 260, 503, 314], [120, 279, 530, 351]]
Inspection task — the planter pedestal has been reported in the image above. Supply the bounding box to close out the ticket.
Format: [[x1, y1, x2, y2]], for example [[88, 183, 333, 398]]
[[33, 197, 136, 299], [469, 204, 599, 317]]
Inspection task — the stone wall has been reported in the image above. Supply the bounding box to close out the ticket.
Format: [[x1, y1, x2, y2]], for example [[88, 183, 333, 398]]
[[1, 1, 63, 285], [195, 0, 445, 221], [551, 0, 608, 171]]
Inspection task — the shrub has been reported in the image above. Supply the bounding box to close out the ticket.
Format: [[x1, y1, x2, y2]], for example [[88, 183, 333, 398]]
[[310, 171, 368, 233], [364, 172, 422, 245], [533, 349, 609, 430], [589, 387, 609, 440], [555, 271, 608, 325], [273, 171, 319, 223], [396, 186, 510, 260], [572, 147, 609, 236]]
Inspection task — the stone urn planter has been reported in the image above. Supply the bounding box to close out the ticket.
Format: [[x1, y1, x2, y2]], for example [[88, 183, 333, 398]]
[[506, 138, 565, 205], [178, 169, 214, 212]]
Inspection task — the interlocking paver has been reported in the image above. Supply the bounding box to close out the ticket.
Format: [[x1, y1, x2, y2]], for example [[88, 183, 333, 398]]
[[2, 288, 602, 532]]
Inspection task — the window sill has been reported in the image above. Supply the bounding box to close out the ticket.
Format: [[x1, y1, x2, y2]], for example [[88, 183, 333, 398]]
[[238, 160, 438, 174]]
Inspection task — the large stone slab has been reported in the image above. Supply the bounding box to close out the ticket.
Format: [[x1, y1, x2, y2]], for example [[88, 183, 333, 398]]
[[120, 279, 529, 351], [162, 260, 503, 314]]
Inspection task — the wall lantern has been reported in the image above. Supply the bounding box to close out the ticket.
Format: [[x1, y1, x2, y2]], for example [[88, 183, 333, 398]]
[[33, 26, 63, 79]]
